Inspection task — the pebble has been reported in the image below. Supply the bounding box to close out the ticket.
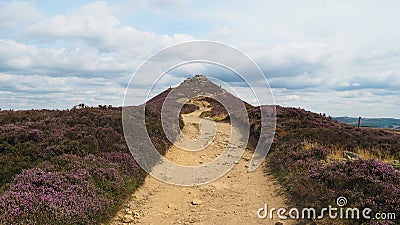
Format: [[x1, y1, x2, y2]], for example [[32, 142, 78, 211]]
[[191, 199, 203, 205], [133, 212, 140, 219], [123, 214, 134, 223]]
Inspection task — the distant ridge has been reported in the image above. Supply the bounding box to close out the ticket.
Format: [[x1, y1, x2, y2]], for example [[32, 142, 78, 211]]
[[335, 116, 400, 129]]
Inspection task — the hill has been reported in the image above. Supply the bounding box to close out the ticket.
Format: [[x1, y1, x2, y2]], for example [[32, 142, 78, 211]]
[[0, 75, 399, 225], [135, 76, 400, 224]]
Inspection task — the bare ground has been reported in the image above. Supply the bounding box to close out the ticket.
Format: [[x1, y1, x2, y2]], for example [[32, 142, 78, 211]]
[[109, 106, 294, 225]]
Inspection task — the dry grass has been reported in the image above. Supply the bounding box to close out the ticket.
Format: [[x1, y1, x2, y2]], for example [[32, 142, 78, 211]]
[[326, 146, 397, 163], [199, 110, 211, 118], [303, 141, 318, 151], [300, 140, 398, 163], [326, 147, 344, 162], [210, 115, 228, 122], [198, 111, 228, 122], [190, 98, 211, 109], [358, 147, 396, 163]]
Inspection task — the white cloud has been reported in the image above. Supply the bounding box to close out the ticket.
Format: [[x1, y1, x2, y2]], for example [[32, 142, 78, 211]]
[[0, 39, 133, 77], [0, 72, 126, 109], [0, 1, 196, 109], [0, 1, 43, 30], [212, 25, 239, 41], [138, 0, 189, 15], [249, 42, 335, 78], [328, 70, 400, 91], [25, 1, 194, 57]]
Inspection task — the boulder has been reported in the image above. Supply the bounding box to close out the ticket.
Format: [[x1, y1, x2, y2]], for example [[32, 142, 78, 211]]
[[343, 151, 362, 160]]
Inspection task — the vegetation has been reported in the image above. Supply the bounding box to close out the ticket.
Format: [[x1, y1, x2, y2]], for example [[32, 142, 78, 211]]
[[265, 106, 399, 225], [196, 96, 231, 122], [1, 87, 399, 225], [180, 103, 199, 114], [0, 89, 174, 224]]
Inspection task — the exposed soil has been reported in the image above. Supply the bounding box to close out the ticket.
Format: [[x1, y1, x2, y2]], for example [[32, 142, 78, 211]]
[[109, 105, 294, 225]]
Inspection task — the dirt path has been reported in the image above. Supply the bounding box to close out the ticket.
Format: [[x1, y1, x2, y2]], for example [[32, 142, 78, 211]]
[[110, 107, 293, 225]]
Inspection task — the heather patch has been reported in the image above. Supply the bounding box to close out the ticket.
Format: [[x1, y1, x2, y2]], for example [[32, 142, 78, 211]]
[[0, 105, 167, 224], [263, 107, 400, 225]]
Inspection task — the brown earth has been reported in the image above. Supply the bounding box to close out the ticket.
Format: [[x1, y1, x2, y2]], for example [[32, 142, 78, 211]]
[[109, 105, 294, 225]]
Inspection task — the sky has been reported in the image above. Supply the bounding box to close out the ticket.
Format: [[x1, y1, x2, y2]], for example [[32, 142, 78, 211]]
[[0, 0, 399, 118]]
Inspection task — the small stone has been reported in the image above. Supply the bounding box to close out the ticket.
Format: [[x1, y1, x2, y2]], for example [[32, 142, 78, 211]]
[[133, 212, 140, 219], [343, 151, 362, 160], [125, 209, 133, 215], [191, 199, 203, 205], [275, 221, 284, 225], [123, 214, 134, 223]]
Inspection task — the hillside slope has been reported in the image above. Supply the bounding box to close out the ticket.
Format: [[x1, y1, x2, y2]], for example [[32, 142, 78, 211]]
[[0, 75, 399, 225], [0, 90, 176, 224], [265, 107, 400, 225]]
